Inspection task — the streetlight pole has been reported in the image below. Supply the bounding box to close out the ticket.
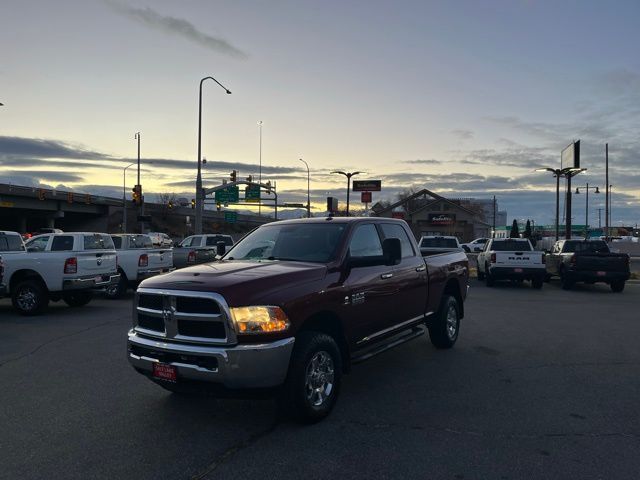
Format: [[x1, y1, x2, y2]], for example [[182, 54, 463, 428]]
[[330, 170, 362, 216], [196, 76, 232, 234], [535, 167, 584, 241], [299, 158, 310, 218], [575, 183, 600, 239], [134, 133, 144, 233], [122, 163, 135, 232], [258, 121, 263, 216]]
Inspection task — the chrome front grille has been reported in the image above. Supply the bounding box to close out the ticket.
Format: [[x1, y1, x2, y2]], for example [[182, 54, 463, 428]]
[[134, 288, 236, 345]]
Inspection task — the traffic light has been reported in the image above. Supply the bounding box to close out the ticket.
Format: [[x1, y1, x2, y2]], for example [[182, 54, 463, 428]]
[[216, 203, 222, 211], [230, 170, 237, 182], [168, 200, 173, 209], [191, 198, 196, 209], [37, 188, 45, 200], [246, 175, 253, 182], [131, 184, 142, 204]]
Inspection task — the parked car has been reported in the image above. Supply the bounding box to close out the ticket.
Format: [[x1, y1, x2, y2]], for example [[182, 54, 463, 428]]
[[0, 255, 5, 297], [1, 231, 119, 315], [127, 217, 469, 423], [172, 234, 234, 269], [460, 237, 489, 252], [147, 232, 173, 248], [477, 238, 545, 288], [545, 239, 630, 292], [105, 234, 174, 299], [419, 235, 462, 255]]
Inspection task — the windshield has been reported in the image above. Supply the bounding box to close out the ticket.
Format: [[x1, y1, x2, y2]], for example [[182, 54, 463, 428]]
[[226, 223, 347, 263], [491, 240, 532, 251], [420, 238, 458, 248], [563, 241, 610, 253]]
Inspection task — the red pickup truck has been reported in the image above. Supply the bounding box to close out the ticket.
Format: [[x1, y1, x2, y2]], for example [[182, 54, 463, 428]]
[[127, 217, 469, 422]]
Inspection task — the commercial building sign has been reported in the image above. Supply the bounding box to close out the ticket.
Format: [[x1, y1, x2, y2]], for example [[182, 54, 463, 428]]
[[352, 180, 381, 192], [429, 213, 456, 225], [361, 191, 372, 203]]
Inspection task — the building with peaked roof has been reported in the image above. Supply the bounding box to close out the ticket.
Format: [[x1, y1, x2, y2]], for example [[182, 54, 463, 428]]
[[373, 188, 492, 242]]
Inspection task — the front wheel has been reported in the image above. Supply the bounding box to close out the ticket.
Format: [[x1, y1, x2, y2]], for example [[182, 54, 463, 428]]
[[485, 264, 495, 287], [279, 332, 342, 424], [11, 279, 49, 316], [428, 295, 460, 349], [560, 270, 573, 290], [610, 280, 625, 293], [63, 291, 93, 307]]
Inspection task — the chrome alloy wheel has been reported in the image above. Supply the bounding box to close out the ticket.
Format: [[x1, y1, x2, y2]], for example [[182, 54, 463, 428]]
[[446, 303, 458, 340], [304, 351, 335, 407], [16, 286, 37, 312]]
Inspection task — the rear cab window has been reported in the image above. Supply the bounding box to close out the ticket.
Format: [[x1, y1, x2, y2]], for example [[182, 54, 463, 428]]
[[563, 241, 610, 254], [420, 237, 458, 249], [491, 240, 532, 251], [0, 233, 26, 252], [379, 223, 415, 258], [129, 235, 153, 249], [83, 234, 115, 250]]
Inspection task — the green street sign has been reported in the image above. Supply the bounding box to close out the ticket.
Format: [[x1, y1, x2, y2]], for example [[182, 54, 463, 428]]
[[215, 186, 239, 203], [245, 184, 261, 202], [224, 211, 237, 223]]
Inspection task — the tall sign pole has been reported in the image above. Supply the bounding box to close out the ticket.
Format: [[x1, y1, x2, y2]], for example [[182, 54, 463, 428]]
[[605, 143, 609, 241]]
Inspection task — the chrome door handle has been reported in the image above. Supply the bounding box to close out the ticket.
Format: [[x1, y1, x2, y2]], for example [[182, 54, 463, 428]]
[[415, 265, 426, 272], [380, 273, 393, 279]]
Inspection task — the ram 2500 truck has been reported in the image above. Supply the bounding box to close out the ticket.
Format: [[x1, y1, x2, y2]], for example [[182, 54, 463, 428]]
[[127, 218, 469, 423]]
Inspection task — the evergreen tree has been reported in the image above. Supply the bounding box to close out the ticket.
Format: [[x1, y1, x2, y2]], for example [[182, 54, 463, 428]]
[[524, 219, 532, 238], [510, 219, 520, 238]]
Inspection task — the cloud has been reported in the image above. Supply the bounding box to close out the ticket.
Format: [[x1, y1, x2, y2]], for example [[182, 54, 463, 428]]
[[451, 129, 474, 140], [0, 136, 113, 161], [107, 2, 248, 59], [402, 159, 442, 165]]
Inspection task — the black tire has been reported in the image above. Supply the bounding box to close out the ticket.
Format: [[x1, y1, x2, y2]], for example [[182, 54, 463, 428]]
[[279, 331, 342, 424], [485, 264, 495, 287], [544, 274, 551, 283], [11, 278, 49, 316], [477, 268, 485, 280], [428, 295, 460, 349], [105, 271, 127, 299], [63, 291, 93, 307], [531, 278, 543, 289], [560, 270, 573, 291], [610, 280, 625, 293]]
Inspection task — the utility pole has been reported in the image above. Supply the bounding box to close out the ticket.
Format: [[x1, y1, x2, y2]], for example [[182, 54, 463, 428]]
[[492, 195, 496, 238], [605, 143, 609, 240], [258, 121, 263, 216], [135, 132, 143, 233], [598, 208, 602, 229]]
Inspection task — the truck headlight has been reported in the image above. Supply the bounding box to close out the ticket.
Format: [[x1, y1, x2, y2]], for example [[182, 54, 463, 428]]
[[229, 306, 290, 334]]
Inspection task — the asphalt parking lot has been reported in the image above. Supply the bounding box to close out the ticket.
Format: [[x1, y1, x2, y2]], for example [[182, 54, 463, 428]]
[[1, 279, 639, 480]]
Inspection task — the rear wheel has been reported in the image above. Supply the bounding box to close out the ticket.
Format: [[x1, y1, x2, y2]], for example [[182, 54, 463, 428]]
[[11, 279, 49, 316], [531, 278, 543, 289], [105, 271, 127, 299], [63, 291, 93, 307], [485, 264, 495, 287], [477, 267, 485, 280], [279, 331, 342, 424], [610, 280, 625, 293], [560, 270, 573, 290], [428, 295, 460, 349]]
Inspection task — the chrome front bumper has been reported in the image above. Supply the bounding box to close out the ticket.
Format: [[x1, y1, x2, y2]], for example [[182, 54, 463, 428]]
[[127, 331, 295, 389], [63, 274, 120, 291]]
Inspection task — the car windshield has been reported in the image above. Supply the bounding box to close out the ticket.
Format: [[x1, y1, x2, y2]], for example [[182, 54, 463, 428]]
[[563, 241, 610, 253], [491, 240, 532, 251], [225, 223, 347, 263], [420, 238, 458, 248]]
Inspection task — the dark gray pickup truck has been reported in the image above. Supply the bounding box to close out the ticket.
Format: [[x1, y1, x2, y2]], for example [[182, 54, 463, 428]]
[[545, 239, 630, 292]]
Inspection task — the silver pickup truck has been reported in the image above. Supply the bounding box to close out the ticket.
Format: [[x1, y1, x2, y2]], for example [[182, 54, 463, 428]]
[[172, 234, 234, 269]]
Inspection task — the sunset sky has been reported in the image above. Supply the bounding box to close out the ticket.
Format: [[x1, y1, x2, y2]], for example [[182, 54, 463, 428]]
[[1, 0, 639, 225]]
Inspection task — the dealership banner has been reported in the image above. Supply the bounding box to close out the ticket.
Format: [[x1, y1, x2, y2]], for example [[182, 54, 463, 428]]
[[429, 214, 456, 225]]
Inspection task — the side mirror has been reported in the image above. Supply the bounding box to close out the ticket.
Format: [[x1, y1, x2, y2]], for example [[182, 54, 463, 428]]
[[216, 241, 226, 256], [382, 238, 401, 266]]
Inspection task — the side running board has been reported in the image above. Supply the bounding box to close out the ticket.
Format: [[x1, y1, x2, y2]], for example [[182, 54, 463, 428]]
[[351, 326, 426, 364]]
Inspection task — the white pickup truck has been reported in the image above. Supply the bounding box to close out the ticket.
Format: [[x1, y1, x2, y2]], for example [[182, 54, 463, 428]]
[[419, 236, 462, 255], [477, 238, 545, 289], [105, 234, 174, 299], [172, 234, 234, 269], [0, 231, 120, 315]]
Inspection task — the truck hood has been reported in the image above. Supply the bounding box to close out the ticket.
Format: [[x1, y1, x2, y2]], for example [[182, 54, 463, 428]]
[[139, 260, 327, 305]]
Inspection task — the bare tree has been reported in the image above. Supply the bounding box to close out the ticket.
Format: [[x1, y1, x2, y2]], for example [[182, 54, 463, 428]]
[[156, 192, 178, 218]]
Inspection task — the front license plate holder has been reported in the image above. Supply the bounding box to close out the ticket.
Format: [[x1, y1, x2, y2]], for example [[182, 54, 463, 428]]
[[153, 363, 177, 382], [597, 271, 606, 277], [514, 268, 523, 273]]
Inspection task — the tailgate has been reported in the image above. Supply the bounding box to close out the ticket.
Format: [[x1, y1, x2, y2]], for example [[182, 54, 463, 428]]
[[495, 251, 543, 267], [575, 254, 629, 273], [76, 250, 117, 274], [146, 249, 173, 269]]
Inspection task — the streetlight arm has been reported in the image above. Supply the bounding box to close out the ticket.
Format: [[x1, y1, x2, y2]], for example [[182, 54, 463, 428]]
[[201, 76, 232, 94]]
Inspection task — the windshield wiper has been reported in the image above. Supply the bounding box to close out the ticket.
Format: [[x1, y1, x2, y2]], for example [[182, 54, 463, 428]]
[[267, 256, 298, 261]]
